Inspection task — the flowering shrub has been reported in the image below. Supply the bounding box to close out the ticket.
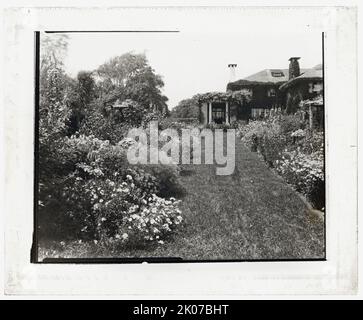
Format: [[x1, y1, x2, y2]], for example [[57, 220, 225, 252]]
[[49, 175, 182, 244], [142, 110, 166, 128], [238, 114, 325, 210], [121, 194, 183, 245], [38, 39, 184, 248], [56, 134, 129, 179], [118, 137, 136, 148], [38, 132, 185, 242], [138, 164, 184, 198], [275, 149, 324, 209], [59, 134, 183, 192], [239, 120, 267, 151], [40, 168, 183, 243], [240, 119, 284, 162], [300, 130, 324, 154], [205, 121, 241, 131], [279, 114, 305, 133], [260, 134, 288, 167], [159, 119, 199, 135], [79, 104, 132, 143], [80, 99, 157, 143]]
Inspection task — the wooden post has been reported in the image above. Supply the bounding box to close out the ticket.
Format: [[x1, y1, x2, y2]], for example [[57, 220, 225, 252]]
[[225, 102, 229, 124], [309, 104, 313, 129], [208, 102, 212, 123]]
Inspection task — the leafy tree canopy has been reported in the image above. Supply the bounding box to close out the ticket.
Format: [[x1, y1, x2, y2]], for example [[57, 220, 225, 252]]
[[170, 98, 199, 119], [95, 52, 168, 113]]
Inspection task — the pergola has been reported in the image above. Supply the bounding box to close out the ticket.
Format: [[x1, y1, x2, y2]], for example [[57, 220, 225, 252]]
[[194, 91, 251, 125]]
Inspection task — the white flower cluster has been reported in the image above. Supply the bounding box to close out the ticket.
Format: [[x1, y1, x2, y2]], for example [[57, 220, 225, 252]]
[[291, 129, 306, 138], [122, 194, 183, 244], [275, 149, 324, 199]]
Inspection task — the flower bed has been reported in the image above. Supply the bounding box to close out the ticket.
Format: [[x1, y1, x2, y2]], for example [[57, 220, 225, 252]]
[[239, 114, 325, 210], [39, 133, 185, 246]]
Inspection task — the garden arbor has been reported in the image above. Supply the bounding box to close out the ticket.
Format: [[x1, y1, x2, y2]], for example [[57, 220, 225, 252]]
[[194, 91, 252, 125]]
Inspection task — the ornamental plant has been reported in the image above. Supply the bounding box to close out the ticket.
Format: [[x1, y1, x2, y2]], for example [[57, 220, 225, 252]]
[[38, 131, 185, 241], [275, 148, 324, 209], [238, 114, 324, 210], [41, 168, 183, 244], [119, 194, 183, 245]]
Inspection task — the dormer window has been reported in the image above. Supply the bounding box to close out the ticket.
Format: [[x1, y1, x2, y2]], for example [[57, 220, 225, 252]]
[[271, 71, 285, 77]]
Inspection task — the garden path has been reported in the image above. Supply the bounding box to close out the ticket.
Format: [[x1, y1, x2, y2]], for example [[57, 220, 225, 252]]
[[41, 137, 325, 260], [124, 138, 325, 260]]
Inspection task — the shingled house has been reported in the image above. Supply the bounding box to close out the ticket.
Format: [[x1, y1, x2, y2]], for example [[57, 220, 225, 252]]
[[225, 57, 323, 122]]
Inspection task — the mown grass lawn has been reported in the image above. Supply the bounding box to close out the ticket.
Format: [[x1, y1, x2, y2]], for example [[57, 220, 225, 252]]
[[38, 137, 324, 261]]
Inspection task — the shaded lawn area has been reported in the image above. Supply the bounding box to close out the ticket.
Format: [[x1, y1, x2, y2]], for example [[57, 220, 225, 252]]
[[38, 138, 324, 261]]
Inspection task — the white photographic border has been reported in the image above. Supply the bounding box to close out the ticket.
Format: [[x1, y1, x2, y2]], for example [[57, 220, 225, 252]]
[[2, 5, 358, 296]]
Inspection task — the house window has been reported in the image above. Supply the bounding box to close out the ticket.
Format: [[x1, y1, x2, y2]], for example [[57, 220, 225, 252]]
[[309, 82, 323, 93], [308, 83, 314, 93], [251, 108, 264, 119], [211, 103, 226, 124], [242, 88, 253, 95], [267, 88, 276, 97], [313, 82, 323, 92]]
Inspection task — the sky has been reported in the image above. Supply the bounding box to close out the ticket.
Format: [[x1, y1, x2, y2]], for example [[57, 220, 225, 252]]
[[60, 31, 323, 109]]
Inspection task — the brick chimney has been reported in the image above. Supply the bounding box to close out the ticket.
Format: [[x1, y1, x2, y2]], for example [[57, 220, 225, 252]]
[[288, 57, 301, 80], [228, 64, 237, 82]]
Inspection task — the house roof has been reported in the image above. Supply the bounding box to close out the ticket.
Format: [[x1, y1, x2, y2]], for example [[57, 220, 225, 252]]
[[227, 68, 308, 90], [279, 64, 323, 91], [244, 69, 290, 83], [227, 64, 323, 90]]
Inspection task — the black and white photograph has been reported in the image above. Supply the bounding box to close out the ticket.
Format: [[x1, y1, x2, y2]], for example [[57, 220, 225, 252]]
[[2, 5, 358, 297], [34, 29, 325, 262]]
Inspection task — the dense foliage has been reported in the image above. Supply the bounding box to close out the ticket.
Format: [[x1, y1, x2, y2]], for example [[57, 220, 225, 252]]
[[205, 121, 240, 131], [38, 34, 183, 247], [193, 90, 252, 104], [170, 98, 199, 120], [239, 113, 325, 210], [95, 53, 169, 113], [39, 135, 183, 244]]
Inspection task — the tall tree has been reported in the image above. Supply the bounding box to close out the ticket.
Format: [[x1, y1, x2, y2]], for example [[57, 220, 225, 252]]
[[39, 34, 70, 142], [65, 71, 96, 135], [96, 52, 168, 112], [170, 98, 199, 119], [77, 71, 95, 106], [39, 33, 72, 185]]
